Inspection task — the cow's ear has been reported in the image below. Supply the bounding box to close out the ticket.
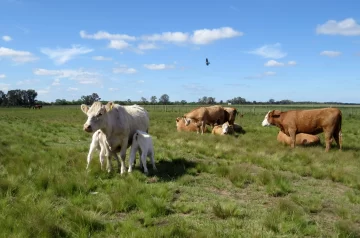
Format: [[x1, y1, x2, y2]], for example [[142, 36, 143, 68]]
[[80, 104, 89, 114], [105, 101, 114, 112], [272, 110, 281, 118], [176, 118, 180, 122]]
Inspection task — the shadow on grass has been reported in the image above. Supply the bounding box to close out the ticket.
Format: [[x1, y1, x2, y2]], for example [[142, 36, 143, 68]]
[[151, 158, 197, 182]]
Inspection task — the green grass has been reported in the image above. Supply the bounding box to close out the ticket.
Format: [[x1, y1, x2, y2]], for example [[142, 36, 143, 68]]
[[0, 105, 360, 237]]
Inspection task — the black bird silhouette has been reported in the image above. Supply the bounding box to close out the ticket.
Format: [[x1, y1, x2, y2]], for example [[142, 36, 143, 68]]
[[206, 58, 210, 66]]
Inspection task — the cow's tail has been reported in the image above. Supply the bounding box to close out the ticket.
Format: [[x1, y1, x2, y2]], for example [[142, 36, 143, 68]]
[[338, 112, 342, 150]]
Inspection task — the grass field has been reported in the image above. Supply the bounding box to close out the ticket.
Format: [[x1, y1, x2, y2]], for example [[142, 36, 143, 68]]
[[1, 105, 360, 237]]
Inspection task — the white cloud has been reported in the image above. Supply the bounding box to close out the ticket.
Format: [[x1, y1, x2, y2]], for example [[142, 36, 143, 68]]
[[109, 88, 119, 92], [264, 60, 284, 67], [191, 27, 243, 44], [143, 64, 175, 70], [38, 87, 50, 95], [0, 83, 10, 91], [80, 30, 136, 41], [288, 61, 297, 66], [17, 79, 39, 85], [320, 50, 342, 57], [34, 68, 101, 84], [138, 43, 157, 50], [2, 36, 12, 42], [40, 45, 93, 65], [182, 84, 212, 94], [142, 32, 189, 43], [244, 71, 276, 79], [0, 47, 37, 63], [248, 43, 287, 59], [0, 74, 6, 79], [67, 87, 78, 91], [108, 40, 130, 50], [92, 56, 112, 61], [137, 80, 144, 83], [113, 65, 137, 74], [52, 78, 60, 86], [316, 18, 360, 36]]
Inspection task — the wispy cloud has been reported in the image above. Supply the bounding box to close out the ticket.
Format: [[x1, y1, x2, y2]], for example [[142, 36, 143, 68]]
[[113, 65, 137, 74], [40, 45, 93, 65], [67, 87, 78, 91], [0, 74, 6, 79], [264, 60, 284, 67], [191, 27, 242, 44], [34, 68, 102, 84], [144, 64, 175, 70], [182, 84, 212, 94], [320, 50, 342, 57], [92, 56, 112, 61], [2, 36, 12, 42], [109, 88, 119, 92], [38, 87, 50, 95], [0, 47, 37, 63], [265, 60, 297, 67], [248, 43, 287, 59], [0, 83, 10, 91], [108, 40, 130, 50], [138, 43, 158, 50], [17, 79, 40, 85], [80, 30, 136, 41], [316, 18, 360, 36], [244, 71, 276, 79], [52, 78, 60, 86]]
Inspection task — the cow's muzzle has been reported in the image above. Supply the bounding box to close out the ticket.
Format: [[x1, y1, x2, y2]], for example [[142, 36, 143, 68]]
[[83, 124, 93, 132]]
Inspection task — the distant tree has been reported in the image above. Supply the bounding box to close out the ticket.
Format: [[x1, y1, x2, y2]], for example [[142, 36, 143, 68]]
[[0, 90, 5, 106], [81, 93, 101, 105], [127, 99, 132, 104], [27, 89, 38, 106], [219, 100, 223, 104], [180, 100, 187, 105], [140, 97, 148, 104], [159, 94, 170, 104], [227, 96, 247, 104], [268, 99, 275, 104], [150, 96, 157, 104]]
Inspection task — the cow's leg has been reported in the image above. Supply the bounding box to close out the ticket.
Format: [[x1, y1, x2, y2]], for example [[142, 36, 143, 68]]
[[99, 146, 107, 171], [324, 131, 332, 152], [86, 140, 97, 170], [140, 152, 149, 174], [150, 150, 157, 171], [128, 144, 138, 173], [201, 121, 205, 134], [119, 141, 128, 174], [332, 129, 342, 151], [288, 130, 296, 148]]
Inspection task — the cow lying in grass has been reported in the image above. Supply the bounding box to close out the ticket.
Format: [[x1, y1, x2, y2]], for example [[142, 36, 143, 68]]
[[277, 131, 320, 146], [86, 129, 121, 172], [212, 122, 234, 135], [176, 117, 210, 133], [262, 108, 342, 152], [128, 130, 157, 174]]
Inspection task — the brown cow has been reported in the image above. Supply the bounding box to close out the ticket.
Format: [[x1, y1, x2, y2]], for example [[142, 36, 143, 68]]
[[224, 107, 238, 125], [212, 122, 234, 135], [262, 108, 342, 152], [277, 131, 320, 146], [176, 117, 209, 133], [183, 106, 225, 134]]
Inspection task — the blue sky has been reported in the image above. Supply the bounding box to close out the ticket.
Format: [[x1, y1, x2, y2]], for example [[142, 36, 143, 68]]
[[1, 0, 360, 103]]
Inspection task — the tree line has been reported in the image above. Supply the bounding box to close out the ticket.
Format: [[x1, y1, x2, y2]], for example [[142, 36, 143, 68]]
[[0, 89, 358, 107]]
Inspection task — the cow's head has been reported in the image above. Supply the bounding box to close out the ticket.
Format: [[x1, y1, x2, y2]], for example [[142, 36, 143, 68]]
[[261, 110, 281, 127], [222, 122, 230, 134], [182, 115, 192, 126], [81, 101, 114, 133]]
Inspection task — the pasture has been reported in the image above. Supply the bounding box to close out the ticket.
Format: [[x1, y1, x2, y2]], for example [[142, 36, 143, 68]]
[[0, 105, 360, 237]]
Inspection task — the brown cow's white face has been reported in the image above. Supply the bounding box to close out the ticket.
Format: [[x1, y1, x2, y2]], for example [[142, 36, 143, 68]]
[[262, 111, 272, 127], [81, 102, 107, 133], [222, 122, 230, 134]]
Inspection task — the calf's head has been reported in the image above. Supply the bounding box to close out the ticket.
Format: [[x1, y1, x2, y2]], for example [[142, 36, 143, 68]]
[[81, 101, 114, 133], [221, 122, 230, 134], [261, 110, 281, 127]]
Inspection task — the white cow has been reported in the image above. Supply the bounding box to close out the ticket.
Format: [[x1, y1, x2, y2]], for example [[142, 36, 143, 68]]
[[86, 129, 120, 171], [81, 102, 149, 174], [128, 130, 157, 174]]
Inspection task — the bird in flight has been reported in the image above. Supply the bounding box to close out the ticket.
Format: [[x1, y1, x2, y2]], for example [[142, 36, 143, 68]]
[[206, 58, 210, 66]]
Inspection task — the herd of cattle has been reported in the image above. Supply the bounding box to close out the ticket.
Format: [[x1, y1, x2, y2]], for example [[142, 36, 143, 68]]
[[81, 102, 343, 174]]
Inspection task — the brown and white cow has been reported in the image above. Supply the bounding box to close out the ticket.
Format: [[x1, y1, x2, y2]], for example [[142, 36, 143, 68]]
[[277, 131, 320, 146], [212, 122, 234, 135], [183, 106, 225, 134], [224, 107, 238, 125], [176, 117, 209, 133], [262, 108, 342, 152]]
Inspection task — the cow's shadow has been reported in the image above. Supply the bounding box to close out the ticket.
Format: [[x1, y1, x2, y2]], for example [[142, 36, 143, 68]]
[[141, 158, 197, 181]]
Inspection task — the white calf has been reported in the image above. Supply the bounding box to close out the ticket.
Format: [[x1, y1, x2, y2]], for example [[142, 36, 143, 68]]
[[86, 130, 121, 172], [128, 130, 157, 174]]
